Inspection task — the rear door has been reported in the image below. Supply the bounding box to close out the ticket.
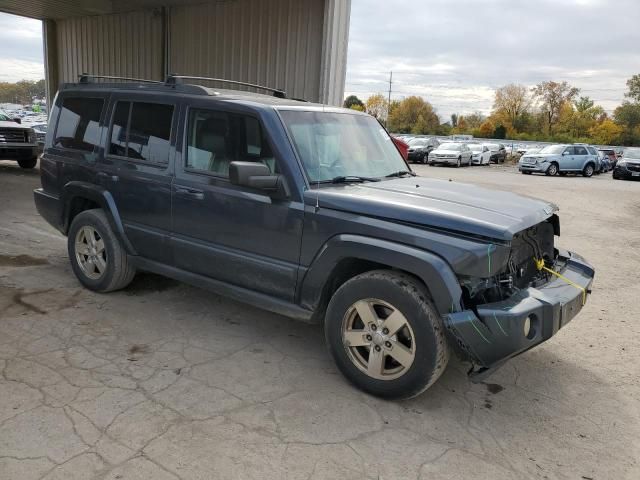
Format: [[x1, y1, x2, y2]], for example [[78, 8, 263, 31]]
[[573, 145, 589, 170], [99, 95, 178, 263], [170, 101, 303, 301]]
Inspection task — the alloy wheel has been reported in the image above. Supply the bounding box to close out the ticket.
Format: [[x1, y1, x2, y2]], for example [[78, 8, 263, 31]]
[[341, 299, 416, 380], [75, 226, 107, 280]]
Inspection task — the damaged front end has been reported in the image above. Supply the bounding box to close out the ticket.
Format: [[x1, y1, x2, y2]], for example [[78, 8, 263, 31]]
[[445, 215, 595, 380]]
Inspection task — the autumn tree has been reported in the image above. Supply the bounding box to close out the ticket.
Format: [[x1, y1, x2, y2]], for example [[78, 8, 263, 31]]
[[0, 79, 46, 104], [453, 116, 469, 134], [365, 94, 388, 120], [478, 120, 495, 138], [624, 74, 640, 103], [531, 81, 580, 134], [388, 96, 439, 134], [589, 119, 624, 145], [493, 83, 530, 130]]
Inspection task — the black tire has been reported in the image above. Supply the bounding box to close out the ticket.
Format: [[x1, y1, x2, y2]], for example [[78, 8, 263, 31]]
[[546, 162, 558, 176], [67, 209, 136, 292], [582, 163, 594, 177], [422, 154, 428, 164], [456, 157, 461, 168], [17, 157, 38, 169], [325, 270, 449, 399]]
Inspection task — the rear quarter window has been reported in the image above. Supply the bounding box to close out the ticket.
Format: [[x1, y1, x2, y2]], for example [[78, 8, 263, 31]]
[[54, 97, 104, 152]]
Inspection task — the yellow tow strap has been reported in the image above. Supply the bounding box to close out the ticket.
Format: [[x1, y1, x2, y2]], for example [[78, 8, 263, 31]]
[[534, 258, 587, 305]]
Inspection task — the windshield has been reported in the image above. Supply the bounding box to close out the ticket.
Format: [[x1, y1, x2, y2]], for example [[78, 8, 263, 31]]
[[468, 144, 482, 152], [623, 148, 640, 159], [539, 145, 566, 154], [280, 111, 407, 182], [408, 138, 428, 146], [438, 143, 463, 151]]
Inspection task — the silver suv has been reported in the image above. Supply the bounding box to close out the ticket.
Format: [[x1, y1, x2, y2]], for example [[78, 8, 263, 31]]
[[519, 144, 599, 177]]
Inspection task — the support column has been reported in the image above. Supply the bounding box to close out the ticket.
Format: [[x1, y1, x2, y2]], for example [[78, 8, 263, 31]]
[[42, 19, 59, 113], [319, 0, 351, 106]]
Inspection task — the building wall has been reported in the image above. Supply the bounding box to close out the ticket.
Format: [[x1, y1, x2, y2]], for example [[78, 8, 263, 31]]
[[55, 9, 165, 84], [47, 0, 350, 105]]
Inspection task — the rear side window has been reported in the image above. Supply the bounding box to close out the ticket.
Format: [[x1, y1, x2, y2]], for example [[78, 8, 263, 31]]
[[575, 146, 588, 155], [54, 97, 104, 151], [109, 101, 174, 164]]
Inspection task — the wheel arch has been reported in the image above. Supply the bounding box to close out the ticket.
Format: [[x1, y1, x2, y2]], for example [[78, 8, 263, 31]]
[[299, 235, 463, 320], [61, 181, 136, 255]]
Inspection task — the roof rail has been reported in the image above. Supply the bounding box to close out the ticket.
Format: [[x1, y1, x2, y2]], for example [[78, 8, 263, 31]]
[[166, 74, 286, 98], [78, 73, 163, 84]]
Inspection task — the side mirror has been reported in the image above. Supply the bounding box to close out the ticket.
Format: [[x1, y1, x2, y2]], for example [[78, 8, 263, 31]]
[[12, 117, 21, 124], [229, 161, 284, 194]]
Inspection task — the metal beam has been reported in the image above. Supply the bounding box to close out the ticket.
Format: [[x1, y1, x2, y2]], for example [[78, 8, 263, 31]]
[[319, 0, 351, 106]]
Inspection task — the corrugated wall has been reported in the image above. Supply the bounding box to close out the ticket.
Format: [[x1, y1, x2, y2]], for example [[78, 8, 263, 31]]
[[55, 9, 164, 84], [168, 0, 324, 102]]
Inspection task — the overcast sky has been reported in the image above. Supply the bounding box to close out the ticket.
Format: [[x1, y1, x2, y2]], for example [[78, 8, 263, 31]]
[[0, 13, 43, 83], [2, 0, 639, 120], [346, 0, 640, 119]]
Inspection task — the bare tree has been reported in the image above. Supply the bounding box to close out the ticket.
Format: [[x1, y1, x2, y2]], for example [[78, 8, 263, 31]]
[[532, 81, 580, 134], [493, 83, 531, 127]]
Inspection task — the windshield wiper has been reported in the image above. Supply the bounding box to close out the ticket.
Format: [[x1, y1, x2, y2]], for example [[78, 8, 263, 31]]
[[325, 175, 381, 184], [385, 170, 416, 178]]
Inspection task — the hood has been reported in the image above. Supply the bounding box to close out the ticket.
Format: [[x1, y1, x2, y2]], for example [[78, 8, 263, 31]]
[[308, 177, 557, 241], [0, 120, 29, 130], [432, 149, 460, 155]]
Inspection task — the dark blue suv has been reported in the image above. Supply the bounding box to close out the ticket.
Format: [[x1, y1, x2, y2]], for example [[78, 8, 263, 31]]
[[34, 75, 595, 399]]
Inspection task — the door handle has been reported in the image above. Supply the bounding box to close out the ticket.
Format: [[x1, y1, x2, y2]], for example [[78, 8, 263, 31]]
[[175, 186, 204, 200], [97, 171, 119, 182]]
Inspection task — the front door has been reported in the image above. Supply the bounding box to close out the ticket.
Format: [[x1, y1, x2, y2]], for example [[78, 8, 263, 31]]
[[99, 95, 178, 263], [171, 103, 303, 301]]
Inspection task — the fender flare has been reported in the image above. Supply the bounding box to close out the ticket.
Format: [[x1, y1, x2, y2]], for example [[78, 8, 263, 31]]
[[61, 181, 137, 255], [299, 234, 463, 316]]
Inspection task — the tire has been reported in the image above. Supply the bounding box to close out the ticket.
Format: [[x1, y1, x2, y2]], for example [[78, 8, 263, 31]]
[[582, 163, 594, 177], [422, 154, 428, 164], [546, 162, 558, 176], [456, 157, 461, 168], [324, 270, 449, 399], [67, 209, 136, 292], [17, 157, 38, 169]]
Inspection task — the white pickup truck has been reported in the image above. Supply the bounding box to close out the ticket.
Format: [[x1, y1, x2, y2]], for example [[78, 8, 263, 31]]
[[0, 111, 39, 168]]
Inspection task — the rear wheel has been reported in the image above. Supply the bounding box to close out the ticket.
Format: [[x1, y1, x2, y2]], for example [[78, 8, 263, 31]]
[[546, 162, 558, 176], [68, 209, 136, 292], [325, 271, 449, 399], [582, 163, 594, 177], [17, 157, 37, 169]]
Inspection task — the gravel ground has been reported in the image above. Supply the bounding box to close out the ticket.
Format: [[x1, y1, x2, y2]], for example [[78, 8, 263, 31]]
[[0, 159, 638, 480]]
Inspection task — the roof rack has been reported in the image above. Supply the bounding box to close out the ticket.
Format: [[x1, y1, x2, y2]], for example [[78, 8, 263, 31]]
[[165, 74, 287, 98], [78, 73, 163, 84]]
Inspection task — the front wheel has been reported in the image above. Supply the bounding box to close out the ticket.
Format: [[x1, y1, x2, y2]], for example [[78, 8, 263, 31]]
[[456, 157, 461, 168], [546, 162, 558, 176], [325, 271, 449, 399], [68, 209, 136, 292], [18, 157, 38, 169]]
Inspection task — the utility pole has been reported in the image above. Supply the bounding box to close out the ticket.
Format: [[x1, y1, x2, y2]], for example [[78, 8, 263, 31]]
[[386, 71, 393, 126]]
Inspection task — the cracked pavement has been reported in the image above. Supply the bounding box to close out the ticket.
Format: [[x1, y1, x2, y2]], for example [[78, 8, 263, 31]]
[[0, 160, 638, 479]]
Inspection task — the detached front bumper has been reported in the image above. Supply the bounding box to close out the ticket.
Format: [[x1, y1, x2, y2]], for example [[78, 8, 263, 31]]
[[445, 249, 594, 380], [519, 161, 549, 173]]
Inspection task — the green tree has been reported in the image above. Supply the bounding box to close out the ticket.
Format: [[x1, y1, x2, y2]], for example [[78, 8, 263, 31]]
[[493, 124, 507, 139], [589, 119, 624, 145], [450, 113, 458, 128], [624, 74, 640, 103], [343, 95, 364, 110], [493, 83, 531, 130]]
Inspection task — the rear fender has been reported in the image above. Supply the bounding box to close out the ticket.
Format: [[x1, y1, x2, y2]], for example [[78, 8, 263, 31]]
[[61, 181, 136, 255], [299, 234, 463, 316]]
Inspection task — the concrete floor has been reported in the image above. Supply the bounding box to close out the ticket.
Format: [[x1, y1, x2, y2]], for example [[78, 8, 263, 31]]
[[0, 159, 638, 480]]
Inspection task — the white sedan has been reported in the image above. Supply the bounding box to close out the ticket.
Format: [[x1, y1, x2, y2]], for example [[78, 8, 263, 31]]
[[428, 142, 473, 167], [468, 143, 491, 165]]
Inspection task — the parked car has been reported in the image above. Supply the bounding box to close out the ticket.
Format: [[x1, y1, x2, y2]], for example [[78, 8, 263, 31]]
[[519, 144, 598, 177], [597, 150, 611, 173], [429, 142, 473, 167], [34, 75, 595, 399], [0, 110, 39, 168], [391, 136, 409, 161], [613, 148, 640, 180], [484, 143, 507, 163], [598, 148, 618, 168], [406, 137, 439, 164], [468, 142, 491, 165]]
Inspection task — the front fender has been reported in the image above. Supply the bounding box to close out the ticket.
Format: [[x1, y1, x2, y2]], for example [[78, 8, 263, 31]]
[[299, 234, 463, 316], [62, 181, 136, 255]]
